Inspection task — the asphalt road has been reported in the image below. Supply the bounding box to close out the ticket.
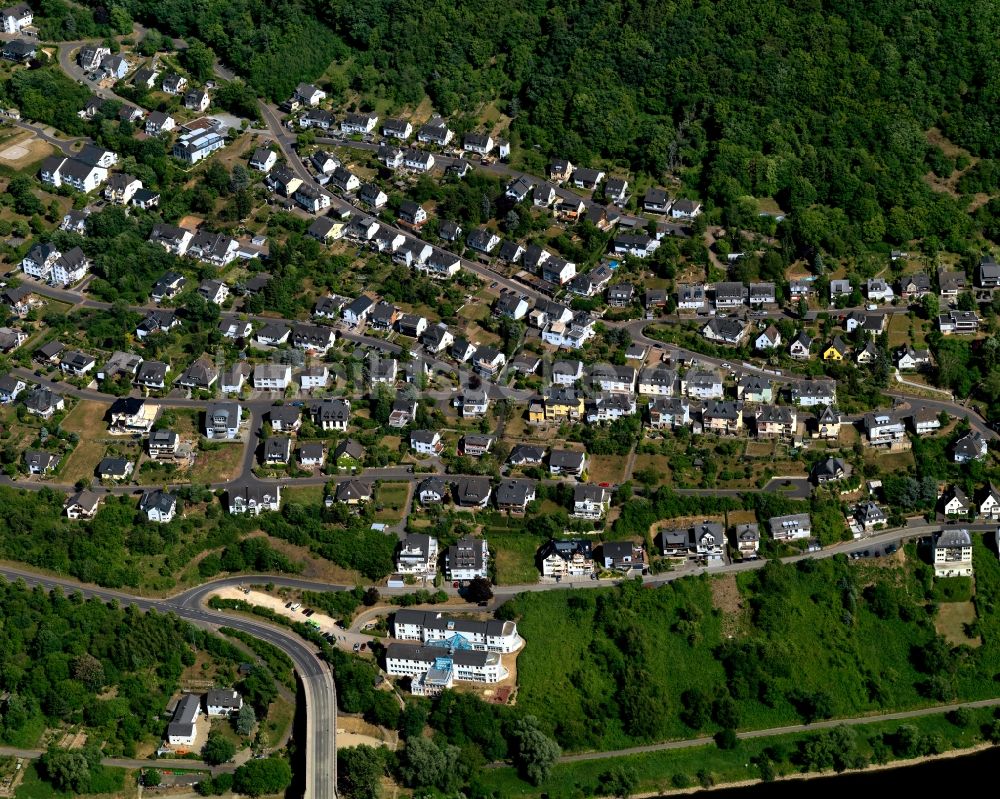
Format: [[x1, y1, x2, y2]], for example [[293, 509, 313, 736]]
[[0, 745, 232, 774]]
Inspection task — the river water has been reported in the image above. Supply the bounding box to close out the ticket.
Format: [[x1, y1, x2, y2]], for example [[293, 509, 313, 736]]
[[701, 746, 999, 796]]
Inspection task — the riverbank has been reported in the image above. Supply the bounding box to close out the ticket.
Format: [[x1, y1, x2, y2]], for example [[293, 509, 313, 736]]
[[476, 707, 1000, 798]]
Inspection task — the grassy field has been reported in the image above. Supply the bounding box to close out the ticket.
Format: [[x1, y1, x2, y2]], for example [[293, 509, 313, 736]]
[[263, 695, 295, 748], [935, 601, 979, 647], [188, 443, 245, 484], [506, 541, 1000, 754], [60, 400, 111, 434], [59, 439, 109, 484], [490, 534, 541, 585], [375, 482, 410, 522], [283, 485, 327, 506], [586, 454, 629, 485]]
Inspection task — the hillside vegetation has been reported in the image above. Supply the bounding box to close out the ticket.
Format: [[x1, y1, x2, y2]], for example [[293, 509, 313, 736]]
[[505, 539, 1000, 752], [93, 0, 1000, 251]]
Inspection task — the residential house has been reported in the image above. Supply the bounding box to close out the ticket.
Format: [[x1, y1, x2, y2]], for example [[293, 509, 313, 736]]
[[812, 457, 850, 484], [755, 325, 782, 351], [461, 434, 494, 457], [254, 322, 291, 347], [910, 406, 942, 435], [253, 363, 292, 391], [145, 111, 175, 135], [97, 456, 133, 481], [867, 278, 895, 303], [23, 388, 64, 418], [330, 166, 361, 193], [197, 279, 229, 305], [572, 484, 610, 519], [0, 374, 25, 403], [388, 398, 417, 428], [549, 449, 587, 477], [462, 132, 494, 154], [737, 375, 773, 403], [638, 366, 677, 397], [293, 184, 330, 213], [571, 167, 604, 190], [702, 400, 743, 435], [824, 337, 849, 361], [150, 272, 187, 302], [454, 477, 492, 509], [854, 501, 887, 532], [446, 537, 489, 580], [735, 523, 760, 558], [864, 411, 907, 448], [263, 436, 292, 465], [148, 428, 180, 460], [938, 269, 966, 302], [297, 442, 325, 468], [613, 235, 659, 259], [395, 534, 438, 576], [815, 405, 842, 439], [508, 444, 546, 467], [108, 396, 158, 434], [601, 541, 645, 573], [604, 177, 629, 205], [23, 450, 59, 475], [897, 346, 931, 370], [677, 283, 708, 311], [899, 273, 932, 300], [539, 540, 594, 578], [417, 477, 447, 505], [755, 405, 797, 438], [294, 82, 325, 106], [267, 406, 301, 434], [343, 295, 375, 327], [845, 311, 886, 335], [702, 317, 747, 345], [204, 402, 242, 439], [496, 479, 536, 513], [671, 199, 703, 219], [938, 310, 980, 334], [172, 128, 224, 164], [648, 397, 691, 430], [341, 112, 378, 134], [829, 279, 853, 300], [714, 282, 746, 308], [298, 365, 329, 391], [1, 3, 32, 33], [411, 429, 443, 456], [60, 350, 96, 376], [953, 431, 988, 463], [161, 74, 187, 94], [589, 364, 636, 394], [941, 485, 970, 517], [227, 484, 281, 515], [977, 256, 1000, 289], [978, 484, 1000, 520], [104, 173, 142, 204], [249, 148, 277, 172], [684, 370, 724, 400], [188, 231, 239, 267], [643, 187, 672, 213], [292, 324, 335, 354], [312, 398, 351, 432], [792, 380, 836, 407], [934, 529, 974, 577], [473, 346, 506, 378], [768, 513, 812, 541], [749, 282, 777, 306], [135, 360, 169, 390], [149, 223, 193, 256], [140, 489, 177, 523], [220, 363, 250, 394], [65, 490, 102, 520]]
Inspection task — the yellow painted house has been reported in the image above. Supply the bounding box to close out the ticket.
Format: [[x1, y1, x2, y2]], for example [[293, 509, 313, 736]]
[[823, 337, 848, 361], [528, 388, 585, 422]]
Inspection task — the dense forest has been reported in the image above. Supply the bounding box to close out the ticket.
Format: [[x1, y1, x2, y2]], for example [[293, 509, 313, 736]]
[[77, 0, 1000, 253]]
